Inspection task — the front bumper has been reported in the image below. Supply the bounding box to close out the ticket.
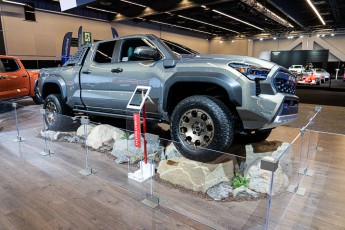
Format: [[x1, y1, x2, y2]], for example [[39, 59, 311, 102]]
[[237, 94, 299, 130]]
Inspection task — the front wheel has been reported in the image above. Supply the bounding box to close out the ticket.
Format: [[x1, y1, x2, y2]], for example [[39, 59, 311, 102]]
[[170, 95, 234, 162], [43, 94, 79, 131]]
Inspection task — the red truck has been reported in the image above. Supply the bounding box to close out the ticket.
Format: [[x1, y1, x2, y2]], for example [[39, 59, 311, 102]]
[[0, 55, 42, 104]]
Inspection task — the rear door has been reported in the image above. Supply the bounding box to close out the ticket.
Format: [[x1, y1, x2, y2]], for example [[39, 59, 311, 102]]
[[0, 57, 29, 99]]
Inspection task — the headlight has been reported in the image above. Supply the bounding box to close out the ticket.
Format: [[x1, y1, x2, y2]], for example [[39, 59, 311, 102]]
[[229, 63, 270, 81]]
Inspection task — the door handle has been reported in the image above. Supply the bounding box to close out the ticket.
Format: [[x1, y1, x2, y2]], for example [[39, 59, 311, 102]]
[[111, 68, 123, 73], [82, 69, 92, 74], [22, 74, 27, 77]]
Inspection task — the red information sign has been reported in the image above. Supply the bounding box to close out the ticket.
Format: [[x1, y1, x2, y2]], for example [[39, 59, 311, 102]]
[[133, 113, 141, 148]]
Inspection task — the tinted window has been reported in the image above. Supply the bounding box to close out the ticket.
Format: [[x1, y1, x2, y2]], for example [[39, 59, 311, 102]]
[[94, 40, 116, 63], [119, 38, 153, 62], [0, 58, 20, 72]]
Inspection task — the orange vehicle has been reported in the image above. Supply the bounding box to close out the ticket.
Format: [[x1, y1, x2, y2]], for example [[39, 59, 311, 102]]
[[0, 55, 42, 103]]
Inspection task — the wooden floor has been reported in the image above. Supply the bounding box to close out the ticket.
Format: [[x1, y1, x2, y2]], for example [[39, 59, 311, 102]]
[[1, 100, 345, 229]]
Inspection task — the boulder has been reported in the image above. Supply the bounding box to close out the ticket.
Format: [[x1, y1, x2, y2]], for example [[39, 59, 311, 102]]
[[76, 124, 96, 137], [232, 186, 258, 198], [40, 130, 61, 141], [87, 124, 125, 149], [157, 157, 234, 193], [245, 156, 289, 195], [271, 142, 292, 176], [161, 142, 183, 160], [245, 141, 283, 167], [112, 138, 161, 164], [207, 181, 233, 201]]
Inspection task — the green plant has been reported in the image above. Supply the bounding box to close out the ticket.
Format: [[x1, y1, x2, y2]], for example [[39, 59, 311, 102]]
[[121, 132, 131, 140], [231, 173, 249, 189]]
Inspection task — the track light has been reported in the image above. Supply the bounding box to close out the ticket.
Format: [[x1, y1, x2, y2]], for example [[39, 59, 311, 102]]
[[178, 15, 239, 34], [306, 0, 326, 25], [212, 9, 263, 31], [86, 6, 117, 14], [150, 20, 216, 35], [120, 0, 146, 8]]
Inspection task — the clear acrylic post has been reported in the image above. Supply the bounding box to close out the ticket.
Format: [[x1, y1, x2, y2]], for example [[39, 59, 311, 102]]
[[12, 102, 25, 142], [40, 108, 52, 155], [79, 116, 93, 176]]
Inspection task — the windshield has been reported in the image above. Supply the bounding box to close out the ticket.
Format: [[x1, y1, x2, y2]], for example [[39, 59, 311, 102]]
[[161, 39, 199, 55]]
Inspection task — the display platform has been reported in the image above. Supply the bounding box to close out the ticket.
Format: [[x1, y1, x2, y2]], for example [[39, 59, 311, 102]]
[[1, 98, 345, 229]]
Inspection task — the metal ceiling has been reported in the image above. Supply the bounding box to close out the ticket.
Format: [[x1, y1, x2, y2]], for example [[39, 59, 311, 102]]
[[3, 0, 345, 38]]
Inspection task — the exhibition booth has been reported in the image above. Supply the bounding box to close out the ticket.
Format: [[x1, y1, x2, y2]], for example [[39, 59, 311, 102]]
[[0, 94, 324, 229]]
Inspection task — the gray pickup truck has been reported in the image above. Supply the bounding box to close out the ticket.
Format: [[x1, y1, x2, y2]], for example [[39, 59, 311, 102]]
[[37, 34, 298, 162]]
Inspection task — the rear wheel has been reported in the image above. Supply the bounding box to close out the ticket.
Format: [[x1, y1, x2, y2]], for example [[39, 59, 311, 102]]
[[43, 94, 79, 131], [170, 95, 234, 162]]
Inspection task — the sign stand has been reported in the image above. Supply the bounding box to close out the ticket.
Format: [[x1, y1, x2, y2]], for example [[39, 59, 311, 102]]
[[126, 86, 155, 183]]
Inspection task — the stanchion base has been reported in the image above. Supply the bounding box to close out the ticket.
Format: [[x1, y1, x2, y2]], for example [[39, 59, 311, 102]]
[[298, 168, 314, 176], [79, 168, 93, 176], [287, 184, 306, 196], [13, 137, 25, 142], [40, 149, 53, 156], [141, 193, 159, 209], [128, 161, 155, 183]]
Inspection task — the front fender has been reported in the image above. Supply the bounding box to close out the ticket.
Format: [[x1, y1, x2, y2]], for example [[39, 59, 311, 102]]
[[41, 75, 67, 100], [162, 72, 242, 112]]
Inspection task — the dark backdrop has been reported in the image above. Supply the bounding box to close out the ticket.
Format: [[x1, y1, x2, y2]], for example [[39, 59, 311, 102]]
[[271, 50, 329, 69]]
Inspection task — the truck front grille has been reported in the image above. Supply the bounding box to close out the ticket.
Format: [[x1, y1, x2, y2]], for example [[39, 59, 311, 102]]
[[274, 69, 296, 94]]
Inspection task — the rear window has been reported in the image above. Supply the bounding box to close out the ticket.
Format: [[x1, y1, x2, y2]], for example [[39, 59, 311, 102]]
[[0, 58, 20, 72]]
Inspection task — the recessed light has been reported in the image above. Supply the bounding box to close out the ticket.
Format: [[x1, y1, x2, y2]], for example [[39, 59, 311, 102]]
[[273, 37, 277, 40], [331, 33, 335, 36], [260, 38, 263, 41]]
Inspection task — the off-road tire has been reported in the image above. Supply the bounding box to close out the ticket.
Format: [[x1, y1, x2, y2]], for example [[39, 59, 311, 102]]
[[170, 95, 234, 162], [43, 94, 79, 131]]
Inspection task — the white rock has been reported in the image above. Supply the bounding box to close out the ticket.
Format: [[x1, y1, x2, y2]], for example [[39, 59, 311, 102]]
[[87, 124, 125, 149], [40, 130, 61, 141], [245, 156, 289, 195], [161, 142, 183, 160], [232, 186, 258, 198], [157, 157, 234, 193], [76, 124, 96, 137], [112, 138, 161, 164], [271, 142, 293, 176], [207, 181, 233, 201]]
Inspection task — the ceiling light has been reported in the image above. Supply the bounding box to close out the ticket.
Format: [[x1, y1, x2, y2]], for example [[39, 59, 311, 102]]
[[86, 6, 117, 14], [212, 9, 263, 31], [331, 33, 335, 36], [232, 40, 235, 43], [306, 0, 326, 25], [201, 5, 206, 8], [248, 39, 251, 42], [300, 35, 304, 38], [260, 38, 263, 41], [287, 36, 293, 39], [2, 0, 25, 6], [100, 1, 111, 6], [273, 37, 277, 40], [120, 0, 146, 8], [178, 15, 239, 34], [150, 20, 216, 35], [240, 0, 293, 28], [220, 40, 223, 43], [317, 34, 320, 37], [321, 34, 325, 37]]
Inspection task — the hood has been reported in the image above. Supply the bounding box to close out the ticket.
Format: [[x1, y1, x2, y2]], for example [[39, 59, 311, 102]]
[[185, 54, 277, 69]]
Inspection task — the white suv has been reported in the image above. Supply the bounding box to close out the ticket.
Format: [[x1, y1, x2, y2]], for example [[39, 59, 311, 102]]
[[289, 65, 305, 74]]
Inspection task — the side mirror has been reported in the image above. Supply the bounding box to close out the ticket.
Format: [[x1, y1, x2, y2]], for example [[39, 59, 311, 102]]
[[134, 46, 161, 60]]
